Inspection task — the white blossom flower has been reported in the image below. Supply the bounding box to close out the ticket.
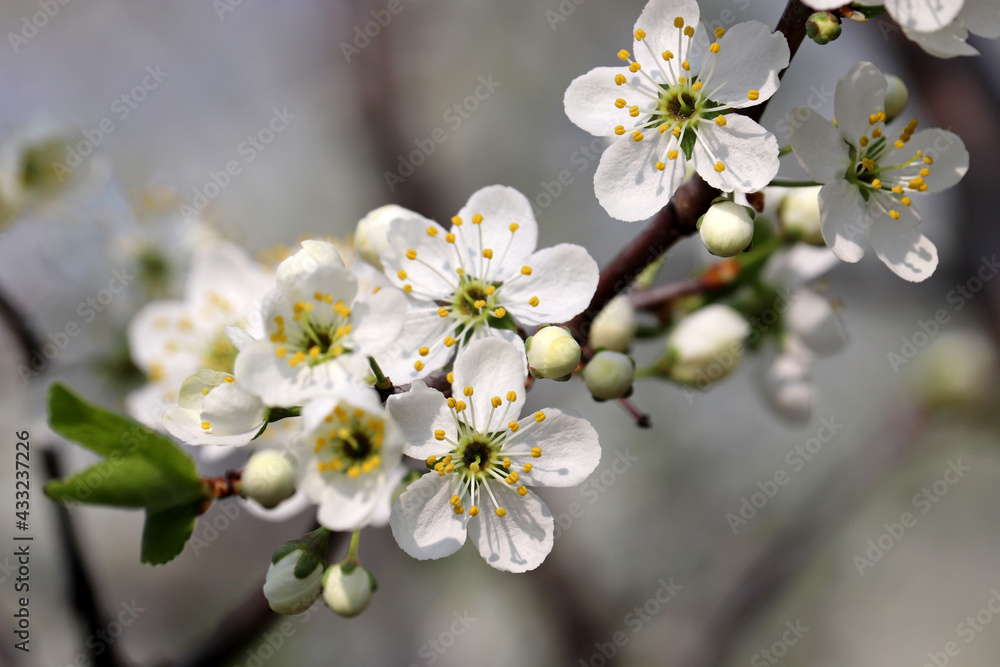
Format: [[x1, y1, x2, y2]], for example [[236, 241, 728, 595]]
[[296, 387, 406, 531], [232, 240, 408, 407], [162, 370, 267, 446], [127, 241, 274, 428], [377, 185, 598, 382], [563, 0, 789, 221], [657, 303, 749, 385], [386, 337, 601, 573], [788, 62, 968, 282]]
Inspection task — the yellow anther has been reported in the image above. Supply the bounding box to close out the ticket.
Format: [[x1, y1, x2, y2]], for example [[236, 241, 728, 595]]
[[617, 49, 630, 61], [635, 29, 646, 40], [437, 468, 446, 476], [534, 411, 546, 422], [900, 196, 912, 206], [872, 128, 883, 138], [313, 291, 323, 301], [435, 429, 446, 441], [862, 158, 875, 171], [426, 226, 438, 237], [451, 216, 463, 226], [470, 462, 481, 473], [444, 336, 456, 348], [447, 371, 454, 383], [517, 486, 528, 496], [288, 351, 307, 367], [629, 62, 641, 73], [672, 126, 682, 137], [919, 168, 930, 177], [674, 16, 684, 28], [614, 125, 626, 136], [521, 265, 533, 275], [681, 60, 690, 71], [275, 345, 287, 358], [748, 89, 760, 101], [403, 284, 413, 294], [531, 447, 542, 458], [529, 296, 540, 307], [655, 161, 665, 171], [201, 420, 211, 430], [892, 185, 904, 194], [632, 130, 644, 142], [472, 213, 483, 225], [419, 346, 430, 356], [445, 464, 455, 473], [668, 149, 679, 160], [507, 391, 517, 402], [502, 457, 511, 468], [506, 472, 519, 484], [523, 463, 533, 473], [918, 183, 928, 192], [909, 176, 924, 188], [692, 81, 703, 91], [396, 270, 407, 280], [485, 285, 496, 295], [463, 386, 474, 397], [615, 73, 627, 85], [447, 397, 457, 409], [662, 50, 674, 61], [924, 155, 934, 165], [482, 248, 494, 260], [629, 105, 640, 117], [308, 345, 321, 359], [659, 124, 669, 134], [469, 506, 480, 516], [426, 455, 437, 466], [446, 232, 456, 243], [453, 505, 464, 515], [684, 25, 694, 37], [491, 396, 502, 408], [494, 307, 506, 318], [889, 210, 901, 220], [474, 299, 486, 309], [869, 114, 878, 125], [509, 222, 520, 232], [709, 42, 720, 53], [414, 360, 425, 371], [715, 27, 726, 38], [894, 140, 906, 150], [871, 178, 882, 189], [405, 249, 417, 260], [456, 267, 465, 275], [859, 136, 869, 147], [678, 76, 687, 85], [456, 400, 467, 411], [508, 421, 520, 432], [202, 387, 210, 395], [615, 98, 626, 109], [714, 161, 726, 173], [715, 115, 727, 127], [495, 508, 507, 517], [438, 307, 449, 317]]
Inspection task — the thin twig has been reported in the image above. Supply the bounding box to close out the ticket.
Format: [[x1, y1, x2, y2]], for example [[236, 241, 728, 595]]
[[0, 286, 39, 363]]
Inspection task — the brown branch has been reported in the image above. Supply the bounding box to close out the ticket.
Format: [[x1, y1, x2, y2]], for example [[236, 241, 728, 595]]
[[0, 286, 40, 364]]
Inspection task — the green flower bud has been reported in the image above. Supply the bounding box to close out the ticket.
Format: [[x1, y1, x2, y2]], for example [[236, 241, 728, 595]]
[[699, 200, 755, 257], [589, 296, 636, 352], [883, 74, 909, 124], [806, 11, 842, 45], [241, 450, 297, 509], [526, 325, 581, 381], [583, 351, 635, 401], [657, 304, 750, 385], [322, 562, 378, 618], [779, 186, 824, 246], [263, 529, 330, 615], [355, 204, 409, 271]]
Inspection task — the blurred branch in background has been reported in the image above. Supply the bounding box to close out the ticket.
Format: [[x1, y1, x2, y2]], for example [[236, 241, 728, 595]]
[[0, 288, 39, 364]]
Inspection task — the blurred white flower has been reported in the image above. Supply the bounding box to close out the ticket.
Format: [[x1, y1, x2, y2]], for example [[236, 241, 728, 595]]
[[162, 370, 266, 446], [658, 304, 749, 385]]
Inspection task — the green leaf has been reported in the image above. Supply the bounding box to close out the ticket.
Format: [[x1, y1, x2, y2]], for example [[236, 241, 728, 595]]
[[680, 128, 697, 161], [141, 501, 203, 565], [45, 456, 206, 509]]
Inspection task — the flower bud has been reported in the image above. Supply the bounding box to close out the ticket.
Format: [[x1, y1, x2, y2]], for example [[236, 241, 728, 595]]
[[759, 348, 814, 425], [908, 331, 996, 408], [657, 304, 750, 385], [241, 450, 297, 509], [883, 74, 909, 123], [162, 370, 267, 447], [806, 11, 842, 45], [589, 295, 636, 352], [355, 204, 409, 271], [779, 186, 824, 246], [699, 200, 755, 257], [322, 562, 378, 618], [526, 326, 581, 381], [583, 351, 635, 401], [263, 529, 329, 615]]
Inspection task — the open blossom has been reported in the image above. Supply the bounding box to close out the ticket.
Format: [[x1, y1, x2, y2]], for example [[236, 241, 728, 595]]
[[232, 240, 407, 407], [162, 370, 267, 446], [802, 0, 999, 58], [127, 241, 274, 428], [788, 62, 968, 282], [563, 0, 789, 221], [296, 387, 405, 531], [386, 337, 601, 572], [376, 185, 598, 383]]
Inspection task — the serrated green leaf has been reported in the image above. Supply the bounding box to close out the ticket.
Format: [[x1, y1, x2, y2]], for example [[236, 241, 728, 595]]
[[44, 456, 205, 510], [141, 500, 202, 565]]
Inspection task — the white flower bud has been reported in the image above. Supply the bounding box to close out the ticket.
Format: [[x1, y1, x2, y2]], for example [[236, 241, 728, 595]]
[[322, 562, 377, 618], [162, 370, 268, 447], [699, 200, 755, 257], [908, 331, 996, 407], [658, 304, 750, 385], [589, 295, 636, 352], [759, 348, 814, 425], [276, 240, 345, 285], [263, 549, 324, 615], [355, 204, 409, 271], [779, 186, 824, 246], [241, 450, 297, 509], [883, 74, 909, 124], [526, 326, 581, 381], [583, 351, 635, 401]]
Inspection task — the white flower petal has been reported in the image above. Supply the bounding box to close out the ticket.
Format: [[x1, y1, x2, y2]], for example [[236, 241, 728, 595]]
[[705, 21, 789, 108], [834, 61, 886, 147], [233, 340, 357, 407], [455, 185, 539, 278], [818, 180, 869, 263], [787, 107, 851, 184], [693, 115, 778, 193], [564, 67, 636, 137], [375, 304, 458, 382], [594, 135, 684, 222], [350, 286, 409, 358], [390, 472, 469, 561], [888, 129, 968, 194], [225, 325, 257, 352], [904, 22, 979, 57], [762, 245, 841, 288], [370, 465, 409, 528], [502, 244, 599, 325], [786, 288, 846, 356], [186, 242, 273, 318], [800, 0, 847, 8], [314, 474, 382, 531], [452, 337, 527, 420], [886, 0, 964, 32], [962, 0, 1000, 38], [868, 201, 938, 282], [383, 214, 459, 299], [758, 344, 814, 426], [241, 488, 311, 523], [467, 483, 553, 573], [276, 240, 345, 287], [127, 300, 191, 373], [385, 381, 455, 459], [633, 0, 701, 61], [503, 409, 600, 488]]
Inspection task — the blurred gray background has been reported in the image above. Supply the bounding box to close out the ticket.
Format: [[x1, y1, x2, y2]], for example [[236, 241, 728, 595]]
[[1, 1, 1000, 665]]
